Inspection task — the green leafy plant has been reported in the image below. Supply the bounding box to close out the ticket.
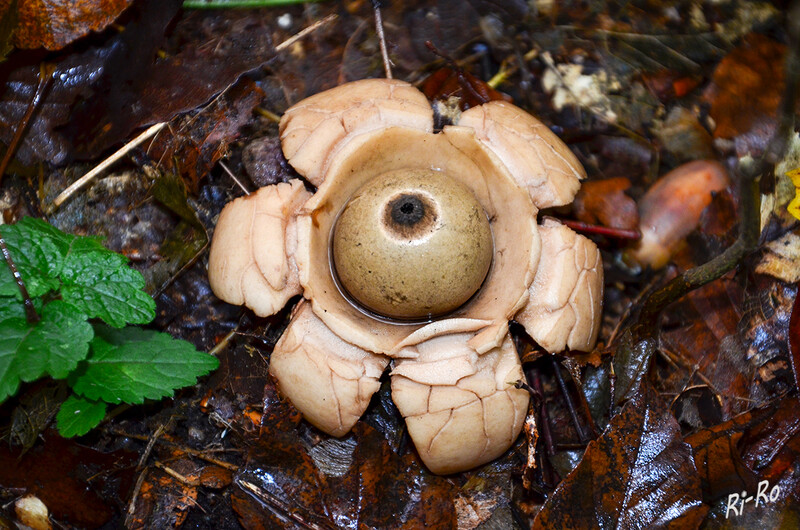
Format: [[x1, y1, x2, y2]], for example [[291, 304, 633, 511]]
[[0, 217, 218, 437]]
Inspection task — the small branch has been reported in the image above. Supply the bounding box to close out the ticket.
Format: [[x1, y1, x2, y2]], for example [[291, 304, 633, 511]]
[[218, 161, 250, 195], [275, 13, 337, 53], [0, 226, 39, 324], [372, 1, 393, 79], [125, 423, 167, 528], [49, 122, 167, 212], [0, 63, 54, 188]]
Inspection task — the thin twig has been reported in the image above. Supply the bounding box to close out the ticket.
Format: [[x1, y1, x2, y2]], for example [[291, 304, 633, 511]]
[[275, 13, 337, 53], [0, 63, 54, 188], [560, 219, 641, 240], [238, 479, 336, 530], [49, 122, 167, 212], [372, 1, 392, 79], [551, 357, 588, 443], [109, 427, 240, 470], [219, 161, 250, 195], [125, 423, 167, 527]]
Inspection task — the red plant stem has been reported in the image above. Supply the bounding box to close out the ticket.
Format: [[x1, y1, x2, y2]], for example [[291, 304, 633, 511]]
[[560, 219, 641, 240], [0, 230, 39, 324]]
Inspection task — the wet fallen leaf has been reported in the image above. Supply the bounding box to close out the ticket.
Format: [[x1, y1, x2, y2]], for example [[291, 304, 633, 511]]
[[693, 396, 800, 525], [534, 383, 707, 528], [686, 404, 770, 502], [0, 0, 182, 165], [2, 0, 133, 50], [147, 78, 264, 192], [705, 33, 788, 156], [659, 276, 753, 418]]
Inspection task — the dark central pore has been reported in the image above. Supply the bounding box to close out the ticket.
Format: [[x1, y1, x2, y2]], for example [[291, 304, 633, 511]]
[[389, 194, 425, 226]]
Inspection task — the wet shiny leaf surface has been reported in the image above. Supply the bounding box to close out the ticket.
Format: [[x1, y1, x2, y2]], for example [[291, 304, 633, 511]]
[[534, 383, 707, 528]]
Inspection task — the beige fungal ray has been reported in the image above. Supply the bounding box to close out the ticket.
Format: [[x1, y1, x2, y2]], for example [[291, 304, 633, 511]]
[[208, 179, 311, 317], [458, 100, 586, 209], [279, 79, 434, 186], [270, 301, 390, 437], [516, 218, 603, 353], [391, 334, 529, 474]]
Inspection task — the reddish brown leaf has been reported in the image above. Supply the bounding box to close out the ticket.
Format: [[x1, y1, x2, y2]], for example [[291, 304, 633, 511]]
[[533, 383, 707, 528], [330, 422, 458, 528], [147, 78, 264, 192], [659, 277, 752, 418], [199, 466, 233, 489], [705, 34, 788, 156], [686, 406, 768, 502], [421, 66, 511, 111], [573, 177, 639, 231], [689, 397, 800, 525], [8, 0, 133, 50]]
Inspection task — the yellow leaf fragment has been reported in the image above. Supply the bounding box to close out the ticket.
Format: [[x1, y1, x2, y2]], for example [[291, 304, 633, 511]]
[[787, 167, 800, 221]]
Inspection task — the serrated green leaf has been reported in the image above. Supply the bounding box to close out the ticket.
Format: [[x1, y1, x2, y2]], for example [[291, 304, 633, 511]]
[[0, 296, 26, 320], [0, 217, 73, 298], [56, 394, 107, 437], [0, 301, 93, 402], [71, 325, 218, 404], [60, 238, 155, 327]]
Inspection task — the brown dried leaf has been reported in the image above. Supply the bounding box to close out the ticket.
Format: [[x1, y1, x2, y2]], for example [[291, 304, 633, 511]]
[[685, 405, 769, 502], [755, 231, 800, 283], [147, 78, 264, 192], [705, 33, 788, 155], [7, 0, 133, 50], [533, 383, 707, 528], [659, 277, 752, 418], [234, 419, 458, 529], [573, 177, 638, 231]]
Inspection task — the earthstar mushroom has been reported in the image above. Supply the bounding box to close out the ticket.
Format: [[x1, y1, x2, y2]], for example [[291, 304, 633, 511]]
[[207, 78, 603, 474]]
